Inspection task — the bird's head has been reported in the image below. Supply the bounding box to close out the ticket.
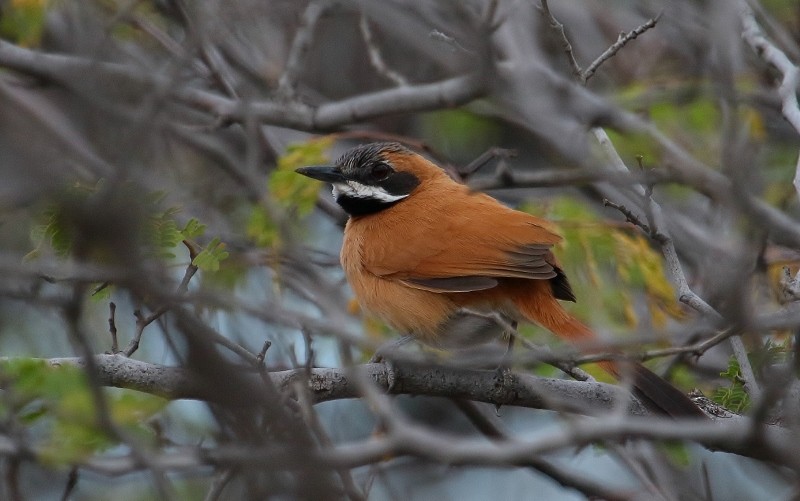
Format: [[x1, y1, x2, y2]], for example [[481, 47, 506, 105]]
[[296, 142, 444, 217]]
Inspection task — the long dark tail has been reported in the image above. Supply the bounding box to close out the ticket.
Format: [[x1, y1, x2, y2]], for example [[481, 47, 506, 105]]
[[611, 360, 706, 418], [516, 286, 705, 418]]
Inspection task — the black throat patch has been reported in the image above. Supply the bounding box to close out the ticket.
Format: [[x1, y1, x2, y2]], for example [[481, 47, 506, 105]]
[[336, 194, 402, 217]]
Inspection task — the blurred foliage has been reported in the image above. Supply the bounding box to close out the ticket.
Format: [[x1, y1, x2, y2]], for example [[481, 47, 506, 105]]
[[763, 0, 800, 29], [0, 359, 165, 464], [418, 110, 504, 162], [247, 203, 280, 248], [249, 136, 333, 248], [24, 181, 98, 262], [523, 196, 682, 333], [26, 182, 216, 264], [106, 1, 166, 42], [269, 137, 333, 215], [0, 0, 49, 47], [660, 442, 691, 468], [610, 84, 767, 170]]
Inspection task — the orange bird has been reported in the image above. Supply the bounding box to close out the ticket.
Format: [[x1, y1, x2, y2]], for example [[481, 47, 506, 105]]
[[297, 142, 704, 417]]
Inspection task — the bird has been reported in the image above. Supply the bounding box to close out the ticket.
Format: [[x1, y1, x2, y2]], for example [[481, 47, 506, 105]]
[[296, 142, 705, 418]]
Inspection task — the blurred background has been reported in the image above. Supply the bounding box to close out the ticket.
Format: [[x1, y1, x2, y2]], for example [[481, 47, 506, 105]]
[[0, 0, 799, 499]]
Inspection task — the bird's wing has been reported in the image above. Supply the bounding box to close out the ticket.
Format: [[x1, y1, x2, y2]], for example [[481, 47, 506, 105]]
[[362, 190, 564, 292]]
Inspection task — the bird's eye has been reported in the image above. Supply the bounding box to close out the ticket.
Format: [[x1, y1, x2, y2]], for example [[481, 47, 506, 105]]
[[369, 162, 393, 181]]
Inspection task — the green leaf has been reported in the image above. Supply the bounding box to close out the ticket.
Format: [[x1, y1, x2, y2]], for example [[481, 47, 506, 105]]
[[193, 237, 229, 272], [712, 356, 751, 413], [180, 218, 207, 240]]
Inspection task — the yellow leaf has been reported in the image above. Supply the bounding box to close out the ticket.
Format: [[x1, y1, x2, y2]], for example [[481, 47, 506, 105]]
[[621, 291, 638, 327]]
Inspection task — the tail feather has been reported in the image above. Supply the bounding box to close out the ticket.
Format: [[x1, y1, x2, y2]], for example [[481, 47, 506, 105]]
[[628, 363, 706, 418], [515, 284, 705, 418]]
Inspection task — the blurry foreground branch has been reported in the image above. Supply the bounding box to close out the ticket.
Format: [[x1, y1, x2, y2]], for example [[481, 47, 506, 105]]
[[0, 356, 793, 478]]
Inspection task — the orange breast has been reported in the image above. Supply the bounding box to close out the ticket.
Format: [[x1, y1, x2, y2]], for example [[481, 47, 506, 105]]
[[340, 222, 457, 343]]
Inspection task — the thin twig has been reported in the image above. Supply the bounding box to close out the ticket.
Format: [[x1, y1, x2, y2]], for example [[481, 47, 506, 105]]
[[256, 340, 272, 367], [59, 467, 79, 501], [428, 30, 476, 55], [571, 327, 739, 366], [602, 199, 653, 235], [203, 468, 235, 501], [122, 243, 200, 357], [539, 0, 582, 78], [458, 147, 517, 179], [302, 328, 314, 377], [539, 1, 659, 85], [582, 13, 661, 84], [108, 302, 118, 353]]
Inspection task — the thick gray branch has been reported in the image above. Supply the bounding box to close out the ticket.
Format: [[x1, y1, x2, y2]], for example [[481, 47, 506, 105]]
[[0, 41, 486, 132], [23, 355, 648, 415]]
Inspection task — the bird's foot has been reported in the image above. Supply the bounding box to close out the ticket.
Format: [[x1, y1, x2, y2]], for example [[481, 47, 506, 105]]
[[369, 336, 414, 392]]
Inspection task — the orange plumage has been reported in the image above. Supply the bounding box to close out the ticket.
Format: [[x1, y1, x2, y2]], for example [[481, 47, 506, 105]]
[[297, 142, 704, 417]]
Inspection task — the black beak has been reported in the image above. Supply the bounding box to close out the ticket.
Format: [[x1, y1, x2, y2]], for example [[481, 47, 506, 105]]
[[295, 165, 347, 183]]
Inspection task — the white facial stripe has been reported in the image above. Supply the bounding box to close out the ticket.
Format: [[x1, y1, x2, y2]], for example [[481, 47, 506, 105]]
[[332, 181, 408, 203]]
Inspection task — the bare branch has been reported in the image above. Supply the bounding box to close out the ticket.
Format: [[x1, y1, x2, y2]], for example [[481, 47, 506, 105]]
[[739, 1, 800, 202], [277, 0, 335, 97], [0, 410, 788, 477], [359, 15, 408, 86], [183, 73, 486, 129], [595, 128, 762, 400]]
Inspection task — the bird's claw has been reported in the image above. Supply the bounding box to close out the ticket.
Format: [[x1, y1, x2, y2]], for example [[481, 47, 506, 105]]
[[370, 356, 398, 393], [493, 365, 514, 414]]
